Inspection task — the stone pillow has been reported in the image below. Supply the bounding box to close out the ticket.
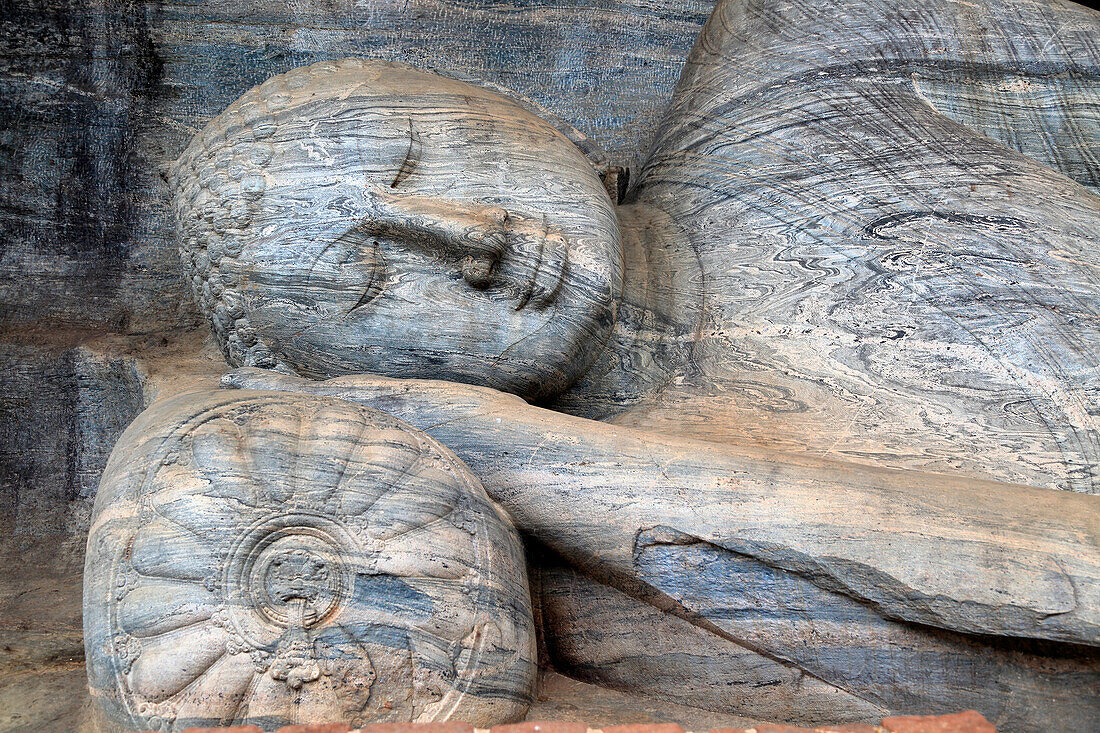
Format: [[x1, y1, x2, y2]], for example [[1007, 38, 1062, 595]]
[[84, 389, 535, 732]]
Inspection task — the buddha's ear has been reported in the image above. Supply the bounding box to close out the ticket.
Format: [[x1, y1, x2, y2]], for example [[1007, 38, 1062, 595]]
[[601, 165, 630, 204]]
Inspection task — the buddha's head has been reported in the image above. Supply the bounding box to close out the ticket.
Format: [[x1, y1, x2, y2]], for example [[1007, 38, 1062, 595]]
[[171, 59, 623, 401]]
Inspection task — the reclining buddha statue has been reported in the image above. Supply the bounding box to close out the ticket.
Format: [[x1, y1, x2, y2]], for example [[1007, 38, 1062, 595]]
[[86, 0, 1100, 731]]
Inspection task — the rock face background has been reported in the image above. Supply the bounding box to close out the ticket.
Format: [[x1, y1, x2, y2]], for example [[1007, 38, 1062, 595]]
[[0, 3, 712, 729]]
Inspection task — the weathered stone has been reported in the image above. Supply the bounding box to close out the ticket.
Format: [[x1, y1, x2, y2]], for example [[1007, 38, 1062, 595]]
[[196, 1, 1100, 729], [44, 0, 1100, 731], [533, 555, 883, 724], [0, 341, 145, 542], [225, 360, 1100, 732], [0, 5, 708, 728], [524, 671, 761, 730], [169, 58, 623, 402], [84, 389, 535, 731]]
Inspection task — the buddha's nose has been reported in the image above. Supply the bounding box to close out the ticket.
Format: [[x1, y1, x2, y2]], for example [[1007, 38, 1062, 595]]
[[359, 185, 508, 287]]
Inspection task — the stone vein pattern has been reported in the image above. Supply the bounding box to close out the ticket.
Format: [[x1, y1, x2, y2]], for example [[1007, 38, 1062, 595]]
[[222, 368, 1100, 732], [84, 389, 535, 732], [0, 0, 712, 333], [168, 58, 623, 402], [159, 0, 1100, 729], [601, 0, 1100, 492], [167, 0, 1100, 495]]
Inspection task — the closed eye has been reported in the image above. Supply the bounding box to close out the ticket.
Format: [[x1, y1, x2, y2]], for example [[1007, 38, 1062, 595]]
[[390, 118, 421, 188]]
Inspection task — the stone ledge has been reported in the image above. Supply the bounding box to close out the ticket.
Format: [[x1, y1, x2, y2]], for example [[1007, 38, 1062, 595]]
[[143, 711, 996, 733]]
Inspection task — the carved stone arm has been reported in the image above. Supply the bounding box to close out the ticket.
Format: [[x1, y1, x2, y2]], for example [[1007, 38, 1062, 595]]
[[222, 368, 1100, 648]]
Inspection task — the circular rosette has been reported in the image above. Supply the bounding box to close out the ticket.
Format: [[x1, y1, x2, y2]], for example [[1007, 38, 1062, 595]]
[[84, 390, 535, 732]]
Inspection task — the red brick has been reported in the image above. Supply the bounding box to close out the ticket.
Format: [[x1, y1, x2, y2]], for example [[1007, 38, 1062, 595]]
[[276, 725, 352, 733], [180, 727, 264, 733], [881, 711, 995, 733], [603, 725, 685, 733], [493, 723, 589, 733], [356, 723, 475, 733], [713, 725, 875, 733]]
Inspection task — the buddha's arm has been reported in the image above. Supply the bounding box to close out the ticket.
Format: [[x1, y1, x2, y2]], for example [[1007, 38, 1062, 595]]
[[223, 368, 1100, 648]]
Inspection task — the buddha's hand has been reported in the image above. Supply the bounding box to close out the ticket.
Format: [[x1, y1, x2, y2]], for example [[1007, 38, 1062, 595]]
[[221, 367, 527, 431]]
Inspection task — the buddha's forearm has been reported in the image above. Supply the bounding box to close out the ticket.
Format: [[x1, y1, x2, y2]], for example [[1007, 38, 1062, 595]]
[[434, 399, 1100, 647]]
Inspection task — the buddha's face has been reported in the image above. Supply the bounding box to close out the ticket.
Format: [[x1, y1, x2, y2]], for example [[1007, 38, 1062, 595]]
[[174, 59, 622, 401]]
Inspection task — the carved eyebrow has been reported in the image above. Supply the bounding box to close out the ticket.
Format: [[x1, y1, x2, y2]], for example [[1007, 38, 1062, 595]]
[[390, 118, 421, 188]]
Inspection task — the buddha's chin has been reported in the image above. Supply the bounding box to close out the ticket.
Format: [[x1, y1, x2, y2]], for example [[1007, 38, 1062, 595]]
[[424, 335, 597, 402]]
